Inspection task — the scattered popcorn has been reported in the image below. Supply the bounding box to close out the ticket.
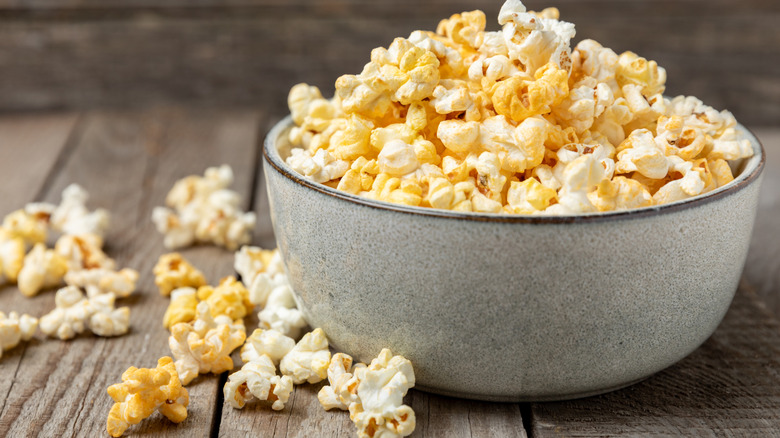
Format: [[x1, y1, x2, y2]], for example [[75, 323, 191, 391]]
[[234, 246, 284, 286], [285, 0, 753, 215], [163, 287, 199, 329], [318, 353, 367, 411], [64, 267, 139, 299], [224, 355, 294, 410], [17, 243, 69, 297], [169, 302, 246, 385], [39, 286, 130, 340], [1, 209, 49, 249], [152, 165, 256, 250], [0, 235, 26, 284], [348, 349, 416, 438], [153, 252, 207, 297], [279, 328, 331, 384], [196, 276, 253, 321], [250, 274, 307, 339], [0, 311, 38, 360], [106, 356, 189, 437], [51, 184, 110, 238], [240, 328, 296, 366]]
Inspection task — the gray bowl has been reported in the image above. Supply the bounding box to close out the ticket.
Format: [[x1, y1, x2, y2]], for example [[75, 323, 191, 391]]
[[263, 116, 765, 402]]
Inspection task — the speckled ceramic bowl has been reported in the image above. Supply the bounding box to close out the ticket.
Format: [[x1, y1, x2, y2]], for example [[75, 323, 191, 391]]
[[263, 116, 765, 402]]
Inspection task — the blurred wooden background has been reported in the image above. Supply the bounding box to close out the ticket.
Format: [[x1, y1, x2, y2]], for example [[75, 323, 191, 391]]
[[0, 0, 778, 125]]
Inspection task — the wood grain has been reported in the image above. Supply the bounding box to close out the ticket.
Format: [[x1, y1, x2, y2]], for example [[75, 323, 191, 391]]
[[0, 108, 262, 437], [0, 0, 777, 124], [530, 282, 780, 437]]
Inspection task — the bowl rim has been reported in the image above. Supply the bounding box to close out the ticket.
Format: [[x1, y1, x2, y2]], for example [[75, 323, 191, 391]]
[[263, 115, 765, 224]]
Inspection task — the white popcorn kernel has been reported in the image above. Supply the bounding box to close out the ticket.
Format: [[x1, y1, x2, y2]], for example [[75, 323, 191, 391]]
[[39, 286, 92, 340], [615, 129, 669, 179], [51, 184, 110, 238], [0, 236, 25, 284], [318, 353, 368, 411], [0, 311, 38, 360], [54, 233, 115, 271], [64, 267, 139, 299], [86, 293, 130, 337], [279, 328, 331, 384], [348, 349, 416, 438], [240, 328, 296, 366], [377, 140, 420, 176], [224, 355, 294, 410]]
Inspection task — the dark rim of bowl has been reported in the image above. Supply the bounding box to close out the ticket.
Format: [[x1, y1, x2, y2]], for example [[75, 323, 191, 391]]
[[263, 115, 766, 224]]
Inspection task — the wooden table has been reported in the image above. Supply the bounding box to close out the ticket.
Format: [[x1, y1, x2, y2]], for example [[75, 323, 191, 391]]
[[1, 109, 779, 437]]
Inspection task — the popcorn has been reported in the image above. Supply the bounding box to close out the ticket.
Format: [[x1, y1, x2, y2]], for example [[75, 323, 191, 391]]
[[169, 301, 246, 385], [240, 328, 296, 366], [279, 328, 331, 384], [153, 252, 207, 297], [224, 355, 294, 410], [285, 0, 751, 215], [51, 184, 110, 238], [17, 243, 68, 297], [153, 165, 256, 250], [0, 311, 38, 360], [234, 246, 283, 286], [40, 286, 130, 340], [250, 274, 308, 339], [2, 209, 48, 249], [54, 233, 115, 271], [318, 353, 367, 411], [106, 356, 189, 437], [196, 276, 253, 320], [348, 349, 416, 438], [163, 287, 199, 329], [64, 267, 138, 299], [0, 236, 25, 284]]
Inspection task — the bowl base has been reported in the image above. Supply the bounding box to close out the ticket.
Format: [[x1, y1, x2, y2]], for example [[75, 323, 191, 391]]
[[414, 376, 650, 403]]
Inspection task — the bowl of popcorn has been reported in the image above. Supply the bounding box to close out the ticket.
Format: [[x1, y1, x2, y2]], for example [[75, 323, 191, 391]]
[[262, 1, 764, 401]]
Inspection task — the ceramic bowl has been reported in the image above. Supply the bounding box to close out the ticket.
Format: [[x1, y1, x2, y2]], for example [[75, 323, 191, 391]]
[[263, 116, 765, 402]]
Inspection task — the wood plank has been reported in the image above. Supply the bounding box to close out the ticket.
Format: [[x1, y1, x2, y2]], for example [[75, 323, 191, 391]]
[[530, 282, 780, 436], [0, 1, 777, 124], [0, 108, 262, 437], [743, 128, 780, 318]]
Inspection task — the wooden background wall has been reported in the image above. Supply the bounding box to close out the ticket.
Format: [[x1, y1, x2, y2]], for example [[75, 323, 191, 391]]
[[1, 0, 778, 126]]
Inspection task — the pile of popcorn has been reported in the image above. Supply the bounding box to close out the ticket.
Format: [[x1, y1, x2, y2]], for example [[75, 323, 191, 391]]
[[285, 0, 753, 215], [152, 165, 256, 250], [0, 184, 138, 360]]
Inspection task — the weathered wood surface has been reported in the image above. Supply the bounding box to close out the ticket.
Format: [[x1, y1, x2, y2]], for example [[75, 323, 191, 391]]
[[0, 0, 778, 125], [1, 109, 779, 437]]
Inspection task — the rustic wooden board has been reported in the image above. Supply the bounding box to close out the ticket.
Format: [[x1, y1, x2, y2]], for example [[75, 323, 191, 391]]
[[0, 0, 777, 124], [530, 282, 780, 436], [0, 108, 262, 437]]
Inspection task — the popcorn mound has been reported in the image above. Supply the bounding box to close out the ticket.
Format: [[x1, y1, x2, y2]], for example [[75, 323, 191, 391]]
[[285, 0, 753, 215]]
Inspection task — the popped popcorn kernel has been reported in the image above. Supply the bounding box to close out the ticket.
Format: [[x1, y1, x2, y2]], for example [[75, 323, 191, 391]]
[[163, 287, 199, 329], [241, 328, 296, 366], [169, 301, 246, 385], [284, 0, 752, 215], [153, 252, 207, 297], [196, 276, 253, 321], [0, 236, 26, 284], [64, 267, 138, 299], [17, 243, 68, 297], [54, 233, 115, 271], [0, 311, 38, 360], [224, 355, 294, 410], [279, 328, 331, 384], [2, 209, 48, 249], [51, 184, 111, 238], [40, 286, 130, 340], [106, 356, 189, 437], [318, 353, 366, 411]]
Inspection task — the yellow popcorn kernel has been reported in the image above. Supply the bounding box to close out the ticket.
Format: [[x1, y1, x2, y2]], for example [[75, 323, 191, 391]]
[[436, 9, 486, 49], [387, 39, 441, 105], [196, 276, 253, 320], [588, 176, 653, 212], [17, 243, 68, 297], [533, 7, 560, 20], [491, 63, 569, 122], [506, 178, 558, 213], [2, 209, 48, 249], [337, 157, 379, 194], [54, 233, 115, 271], [437, 120, 480, 154], [616, 51, 666, 98], [426, 177, 456, 210], [370, 123, 416, 153], [569, 39, 619, 88], [708, 158, 734, 188], [106, 356, 189, 437], [413, 138, 442, 166], [0, 235, 25, 284], [335, 71, 395, 120], [153, 252, 207, 297], [405, 102, 428, 132], [389, 180, 423, 206], [330, 114, 374, 161], [288, 83, 323, 125], [545, 123, 579, 151], [163, 287, 199, 329]]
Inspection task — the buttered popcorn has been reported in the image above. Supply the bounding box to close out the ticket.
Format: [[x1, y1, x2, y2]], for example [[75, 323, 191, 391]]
[[285, 1, 753, 215]]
